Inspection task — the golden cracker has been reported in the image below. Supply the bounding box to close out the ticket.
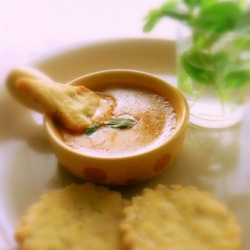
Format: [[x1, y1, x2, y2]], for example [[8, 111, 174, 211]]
[[16, 78, 103, 133], [120, 184, 241, 250], [16, 182, 129, 250]]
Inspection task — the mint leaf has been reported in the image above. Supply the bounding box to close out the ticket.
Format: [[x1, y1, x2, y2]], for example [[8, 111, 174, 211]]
[[178, 73, 194, 94], [183, 0, 200, 10], [212, 52, 230, 71], [224, 71, 250, 89], [193, 30, 221, 49], [194, 2, 241, 33], [200, 0, 218, 10], [105, 118, 136, 129], [180, 50, 214, 85], [143, 10, 162, 32], [160, 0, 190, 22], [84, 123, 101, 136], [84, 118, 136, 136], [161, 10, 190, 23], [143, 1, 190, 32], [161, 1, 179, 10]]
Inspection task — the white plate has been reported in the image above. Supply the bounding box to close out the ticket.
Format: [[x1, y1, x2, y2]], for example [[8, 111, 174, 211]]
[[1, 38, 250, 250]]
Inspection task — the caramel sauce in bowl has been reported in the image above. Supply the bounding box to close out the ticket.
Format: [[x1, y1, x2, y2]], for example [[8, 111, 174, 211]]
[[43, 70, 189, 185]]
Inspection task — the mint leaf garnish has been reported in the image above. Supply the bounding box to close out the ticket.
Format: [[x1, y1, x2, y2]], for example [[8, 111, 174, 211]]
[[84, 118, 136, 136], [105, 118, 136, 129], [84, 123, 101, 136]]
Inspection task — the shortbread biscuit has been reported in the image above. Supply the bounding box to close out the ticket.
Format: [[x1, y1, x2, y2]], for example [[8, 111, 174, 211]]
[[16, 78, 114, 133], [15, 183, 129, 250], [120, 185, 241, 250]]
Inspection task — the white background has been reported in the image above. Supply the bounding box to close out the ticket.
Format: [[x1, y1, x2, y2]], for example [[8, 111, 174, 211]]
[[0, 0, 177, 80]]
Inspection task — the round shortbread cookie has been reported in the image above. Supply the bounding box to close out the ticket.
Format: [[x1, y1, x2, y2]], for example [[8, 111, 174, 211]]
[[15, 182, 129, 250], [120, 185, 241, 250]]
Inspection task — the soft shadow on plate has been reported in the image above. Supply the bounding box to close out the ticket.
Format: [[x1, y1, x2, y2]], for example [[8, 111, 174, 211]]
[[0, 85, 52, 153]]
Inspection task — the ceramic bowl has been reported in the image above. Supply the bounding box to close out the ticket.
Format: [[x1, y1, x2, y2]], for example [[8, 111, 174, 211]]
[[43, 69, 189, 185]]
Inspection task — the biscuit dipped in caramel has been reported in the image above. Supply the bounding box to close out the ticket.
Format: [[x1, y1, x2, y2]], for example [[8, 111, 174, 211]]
[[16, 78, 115, 133]]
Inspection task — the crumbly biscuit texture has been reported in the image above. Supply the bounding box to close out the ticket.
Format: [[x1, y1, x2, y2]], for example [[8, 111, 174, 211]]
[[16, 78, 108, 133], [121, 185, 242, 250], [15, 182, 129, 250]]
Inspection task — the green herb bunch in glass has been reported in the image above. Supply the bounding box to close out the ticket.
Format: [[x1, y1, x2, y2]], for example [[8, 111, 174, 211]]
[[143, 0, 250, 118]]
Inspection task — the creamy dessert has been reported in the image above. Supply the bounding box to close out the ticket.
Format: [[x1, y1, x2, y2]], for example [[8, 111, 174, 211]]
[[62, 83, 177, 157]]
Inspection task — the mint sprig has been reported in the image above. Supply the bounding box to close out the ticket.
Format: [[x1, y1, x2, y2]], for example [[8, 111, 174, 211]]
[[84, 118, 136, 136], [143, 0, 250, 94], [84, 123, 101, 136], [105, 118, 136, 128]]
